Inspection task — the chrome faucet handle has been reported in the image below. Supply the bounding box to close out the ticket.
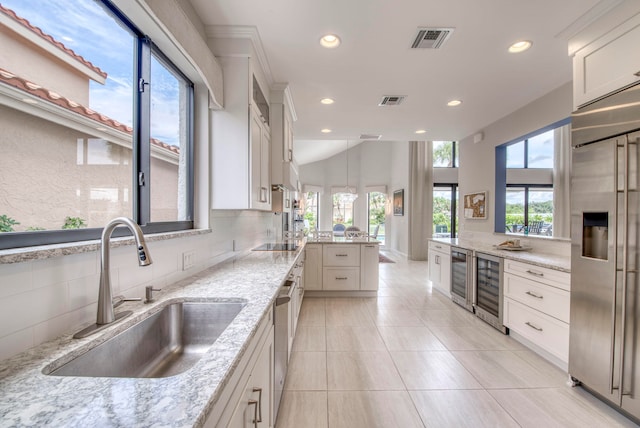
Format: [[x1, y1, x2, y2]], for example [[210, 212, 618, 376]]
[[144, 286, 162, 304], [112, 295, 142, 308]]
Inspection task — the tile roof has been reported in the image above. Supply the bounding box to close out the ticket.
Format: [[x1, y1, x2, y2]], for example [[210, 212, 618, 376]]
[[0, 68, 179, 155], [0, 4, 108, 80]]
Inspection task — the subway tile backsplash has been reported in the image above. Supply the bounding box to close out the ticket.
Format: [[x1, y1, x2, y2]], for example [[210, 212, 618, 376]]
[[0, 209, 279, 361]]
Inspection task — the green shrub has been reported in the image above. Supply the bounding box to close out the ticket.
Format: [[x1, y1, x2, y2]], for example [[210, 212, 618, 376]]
[[62, 217, 87, 229], [0, 215, 19, 232]]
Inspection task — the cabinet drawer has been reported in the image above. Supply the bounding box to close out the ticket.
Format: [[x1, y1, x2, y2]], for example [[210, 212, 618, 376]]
[[429, 241, 451, 255], [323, 245, 360, 266], [323, 267, 360, 290], [504, 273, 570, 323], [503, 259, 570, 291], [505, 298, 569, 362]]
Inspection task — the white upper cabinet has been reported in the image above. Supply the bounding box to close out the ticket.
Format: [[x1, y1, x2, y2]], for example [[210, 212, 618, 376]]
[[211, 54, 272, 210], [270, 84, 299, 191], [571, 8, 640, 109]]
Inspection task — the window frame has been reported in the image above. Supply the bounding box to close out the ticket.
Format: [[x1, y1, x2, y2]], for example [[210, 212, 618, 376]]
[[504, 184, 554, 234], [0, 0, 195, 250], [433, 183, 459, 238], [494, 117, 570, 235]]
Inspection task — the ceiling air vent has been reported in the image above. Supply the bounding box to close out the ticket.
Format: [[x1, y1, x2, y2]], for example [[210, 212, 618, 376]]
[[378, 95, 406, 106], [411, 27, 454, 49], [359, 134, 382, 140]]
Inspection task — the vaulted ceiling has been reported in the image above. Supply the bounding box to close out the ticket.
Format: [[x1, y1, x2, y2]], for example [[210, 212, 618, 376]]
[[189, 0, 615, 164]]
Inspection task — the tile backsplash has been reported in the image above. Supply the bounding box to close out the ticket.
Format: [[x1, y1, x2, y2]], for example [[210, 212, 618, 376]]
[[0, 210, 279, 361]]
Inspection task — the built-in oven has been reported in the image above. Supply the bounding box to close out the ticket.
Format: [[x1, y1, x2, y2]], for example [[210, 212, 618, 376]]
[[474, 252, 507, 334], [450, 247, 474, 312], [274, 280, 294, 422]]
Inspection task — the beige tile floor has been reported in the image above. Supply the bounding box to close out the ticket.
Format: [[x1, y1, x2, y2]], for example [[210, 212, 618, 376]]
[[276, 254, 640, 428]]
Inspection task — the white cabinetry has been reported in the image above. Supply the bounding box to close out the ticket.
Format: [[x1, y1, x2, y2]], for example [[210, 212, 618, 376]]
[[304, 244, 322, 291], [212, 56, 271, 210], [428, 241, 451, 297], [323, 245, 361, 291], [503, 259, 570, 365], [270, 85, 298, 191], [206, 309, 274, 428], [360, 244, 379, 291], [304, 243, 379, 292], [572, 11, 640, 108]]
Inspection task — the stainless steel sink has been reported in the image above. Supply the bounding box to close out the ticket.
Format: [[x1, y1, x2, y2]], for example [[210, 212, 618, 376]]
[[46, 301, 246, 378]]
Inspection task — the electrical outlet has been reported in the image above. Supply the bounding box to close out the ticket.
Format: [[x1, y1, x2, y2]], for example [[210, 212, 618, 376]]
[[182, 250, 196, 271]]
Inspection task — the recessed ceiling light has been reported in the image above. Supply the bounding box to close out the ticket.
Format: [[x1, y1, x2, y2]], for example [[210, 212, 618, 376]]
[[508, 40, 532, 53], [447, 99, 462, 107], [22, 98, 38, 104], [320, 34, 341, 48], [320, 98, 335, 105], [415, 129, 427, 134], [321, 128, 332, 133]]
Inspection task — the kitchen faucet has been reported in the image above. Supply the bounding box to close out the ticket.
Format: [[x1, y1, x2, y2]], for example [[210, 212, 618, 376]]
[[74, 217, 152, 338]]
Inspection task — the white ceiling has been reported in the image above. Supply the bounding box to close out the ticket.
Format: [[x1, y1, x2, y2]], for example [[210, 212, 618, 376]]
[[188, 0, 613, 165]]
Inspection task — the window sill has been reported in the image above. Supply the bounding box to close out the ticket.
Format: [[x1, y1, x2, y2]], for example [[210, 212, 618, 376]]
[[0, 229, 211, 265]]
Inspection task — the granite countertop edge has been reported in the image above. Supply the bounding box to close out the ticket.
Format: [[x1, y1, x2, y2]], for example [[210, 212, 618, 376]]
[[0, 246, 304, 428]]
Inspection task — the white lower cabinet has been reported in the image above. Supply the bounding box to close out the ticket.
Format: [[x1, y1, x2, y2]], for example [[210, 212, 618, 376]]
[[305, 243, 379, 291], [228, 330, 274, 428], [503, 259, 570, 364], [205, 309, 274, 428], [303, 244, 322, 291], [360, 244, 379, 291], [428, 241, 451, 297]]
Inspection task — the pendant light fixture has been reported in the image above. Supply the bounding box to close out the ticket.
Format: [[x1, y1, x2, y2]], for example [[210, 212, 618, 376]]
[[344, 140, 357, 198]]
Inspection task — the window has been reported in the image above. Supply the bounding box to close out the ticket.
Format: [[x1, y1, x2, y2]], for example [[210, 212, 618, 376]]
[[367, 192, 386, 244], [433, 141, 459, 167], [0, 0, 194, 249], [332, 193, 356, 227], [302, 191, 319, 232], [495, 119, 569, 237], [506, 130, 554, 169], [433, 185, 458, 238]]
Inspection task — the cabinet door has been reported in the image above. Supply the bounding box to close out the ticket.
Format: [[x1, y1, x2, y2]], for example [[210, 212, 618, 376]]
[[304, 245, 322, 290], [360, 244, 379, 291], [439, 252, 451, 297], [228, 327, 274, 428], [250, 107, 271, 211], [428, 253, 441, 287], [323, 245, 360, 266], [322, 267, 360, 290], [260, 125, 271, 207], [573, 12, 640, 108]]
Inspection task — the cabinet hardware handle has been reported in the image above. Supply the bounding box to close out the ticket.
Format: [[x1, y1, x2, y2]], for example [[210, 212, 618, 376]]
[[252, 387, 263, 422], [525, 291, 543, 299], [248, 399, 259, 428], [336, 277, 348, 280], [259, 187, 268, 203], [525, 321, 543, 332], [525, 269, 544, 277], [435, 245, 442, 249], [635, 71, 640, 77], [288, 148, 293, 161], [336, 254, 348, 257]]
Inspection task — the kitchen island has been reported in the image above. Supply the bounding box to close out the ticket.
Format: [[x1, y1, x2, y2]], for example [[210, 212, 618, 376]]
[[304, 236, 380, 294], [0, 245, 303, 427]]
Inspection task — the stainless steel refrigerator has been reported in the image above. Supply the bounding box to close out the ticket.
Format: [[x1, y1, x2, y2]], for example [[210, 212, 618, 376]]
[[570, 83, 640, 422]]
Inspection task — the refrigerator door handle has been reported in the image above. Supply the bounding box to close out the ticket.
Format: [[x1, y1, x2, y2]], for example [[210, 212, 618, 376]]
[[618, 138, 631, 400]]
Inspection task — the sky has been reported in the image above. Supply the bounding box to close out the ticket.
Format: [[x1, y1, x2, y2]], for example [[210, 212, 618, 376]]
[[1, 0, 182, 147]]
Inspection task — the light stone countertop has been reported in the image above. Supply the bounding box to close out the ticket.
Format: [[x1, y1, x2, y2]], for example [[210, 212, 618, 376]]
[[305, 237, 381, 244], [0, 246, 303, 427], [431, 238, 571, 273]]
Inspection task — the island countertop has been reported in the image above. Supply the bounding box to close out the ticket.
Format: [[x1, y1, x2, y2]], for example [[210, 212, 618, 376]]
[[430, 237, 570, 273], [0, 247, 303, 427]]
